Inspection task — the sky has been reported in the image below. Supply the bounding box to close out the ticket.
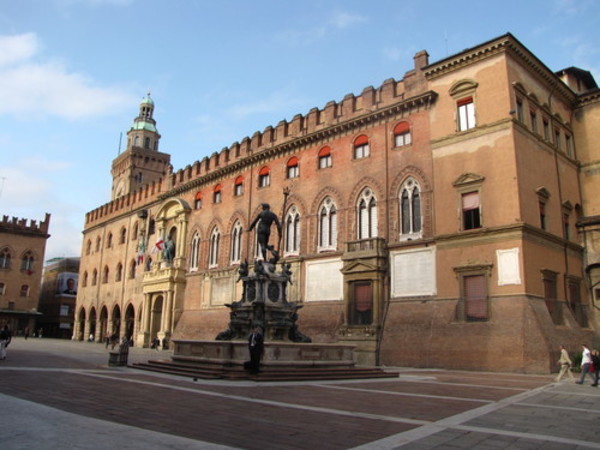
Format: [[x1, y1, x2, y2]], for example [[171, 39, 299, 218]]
[[1, 0, 599, 262]]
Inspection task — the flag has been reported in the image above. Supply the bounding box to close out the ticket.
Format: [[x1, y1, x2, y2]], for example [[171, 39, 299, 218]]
[[152, 236, 164, 253]]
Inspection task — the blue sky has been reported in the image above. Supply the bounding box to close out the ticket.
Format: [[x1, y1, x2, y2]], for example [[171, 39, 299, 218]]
[[1, 0, 598, 261]]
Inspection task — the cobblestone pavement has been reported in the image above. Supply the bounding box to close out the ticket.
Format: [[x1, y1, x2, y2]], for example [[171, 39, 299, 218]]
[[1, 338, 599, 449]]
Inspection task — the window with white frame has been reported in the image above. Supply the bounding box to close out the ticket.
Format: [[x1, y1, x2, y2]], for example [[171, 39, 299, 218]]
[[318, 146, 332, 169], [287, 157, 299, 179], [0, 248, 10, 269], [234, 176, 244, 196], [209, 228, 220, 268], [399, 178, 422, 239], [285, 206, 300, 255], [190, 232, 200, 270], [318, 197, 337, 251], [258, 166, 270, 188], [357, 188, 378, 239], [194, 192, 202, 210], [230, 222, 243, 264], [213, 184, 222, 203], [353, 135, 370, 159], [21, 251, 34, 271], [457, 97, 476, 131], [394, 122, 412, 147]]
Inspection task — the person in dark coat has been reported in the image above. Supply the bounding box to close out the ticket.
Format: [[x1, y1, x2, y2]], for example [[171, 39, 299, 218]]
[[246, 326, 264, 374]]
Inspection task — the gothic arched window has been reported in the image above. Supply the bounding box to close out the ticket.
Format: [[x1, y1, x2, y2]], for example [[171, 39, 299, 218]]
[[399, 178, 422, 240], [318, 197, 337, 251], [357, 189, 378, 239]]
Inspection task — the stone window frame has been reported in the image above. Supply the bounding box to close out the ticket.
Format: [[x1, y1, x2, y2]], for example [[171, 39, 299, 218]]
[[454, 263, 493, 322]]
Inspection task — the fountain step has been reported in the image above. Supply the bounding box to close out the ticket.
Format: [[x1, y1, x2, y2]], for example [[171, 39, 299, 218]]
[[130, 359, 398, 381]]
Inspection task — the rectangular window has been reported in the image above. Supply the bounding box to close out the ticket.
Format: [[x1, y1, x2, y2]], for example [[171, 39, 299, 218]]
[[554, 128, 561, 149], [259, 173, 270, 187], [234, 183, 243, 196], [530, 110, 537, 133], [354, 143, 370, 159], [394, 131, 412, 147], [539, 201, 546, 230], [457, 97, 476, 131], [464, 274, 487, 321], [0, 282, 5, 295], [516, 98, 524, 123], [543, 119, 550, 141], [287, 165, 299, 179], [568, 281, 588, 328], [462, 192, 481, 230], [565, 134, 573, 157], [319, 154, 332, 169], [213, 191, 222, 203], [563, 213, 570, 240]]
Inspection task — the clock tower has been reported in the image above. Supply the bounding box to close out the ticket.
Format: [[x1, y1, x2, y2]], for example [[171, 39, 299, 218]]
[[111, 93, 172, 200]]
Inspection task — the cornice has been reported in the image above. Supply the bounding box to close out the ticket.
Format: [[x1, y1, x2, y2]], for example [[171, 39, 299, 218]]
[[160, 90, 438, 199], [576, 88, 600, 108], [424, 34, 576, 105]]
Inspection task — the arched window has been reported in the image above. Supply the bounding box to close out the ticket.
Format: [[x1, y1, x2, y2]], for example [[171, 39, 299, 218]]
[[190, 232, 200, 271], [394, 122, 412, 147], [213, 184, 222, 203], [106, 232, 113, 248], [144, 137, 150, 149], [20, 284, 29, 297], [287, 156, 299, 179], [357, 188, 378, 239], [318, 197, 337, 251], [129, 260, 136, 279], [82, 271, 88, 287], [119, 227, 127, 244], [230, 222, 243, 264], [95, 236, 101, 252], [400, 178, 422, 239], [21, 251, 34, 272], [92, 269, 98, 286], [285, 206, 300, 255], [194, 192, 202, 210], [258, 166, 270, 188], [209, 227, 220, 268], [132, 222, 138, 241], [234, 176, 244, 196], [318, 146, 332, 169], [102, 266, 109, 284], [353, 135, 370, 159], [86, 239, 92, 255], [115, 262, 123, 282], [0, 247, 11, 269]]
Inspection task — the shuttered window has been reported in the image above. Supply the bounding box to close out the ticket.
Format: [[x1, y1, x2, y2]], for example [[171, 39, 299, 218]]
[[464, 275, 487, 321]]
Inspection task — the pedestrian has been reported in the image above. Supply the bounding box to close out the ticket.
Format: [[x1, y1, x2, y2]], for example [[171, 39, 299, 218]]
[[576, 344, 595, 385], [245, 326, 264, 374], [24, 326, 29, 340], [0, 325, 12, 360], [555, 345, 574, 382], [591, 349, 600, 387]]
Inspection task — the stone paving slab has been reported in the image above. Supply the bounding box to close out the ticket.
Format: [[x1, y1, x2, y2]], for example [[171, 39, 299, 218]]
[[1, 338, 599, 449]]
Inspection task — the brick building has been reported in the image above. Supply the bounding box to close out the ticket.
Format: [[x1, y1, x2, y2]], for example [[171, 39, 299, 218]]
[[0, 213, 51, 334], [38, 257, 80, 339], [75, 33, 599, 372]]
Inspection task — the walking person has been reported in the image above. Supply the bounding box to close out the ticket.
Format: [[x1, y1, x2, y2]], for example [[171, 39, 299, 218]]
[[591, 349, 600, 387], [0, 325, 12, 360], [555, 345, 574, 382], [576, 344, 595, 385]]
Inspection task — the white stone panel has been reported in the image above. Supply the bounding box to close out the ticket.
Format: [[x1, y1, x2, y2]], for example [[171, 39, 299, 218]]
[[497, 248, 521, 285], [391, 247, 436, 297], [305, 258, 343, 301], [210, 276, 234, 306]]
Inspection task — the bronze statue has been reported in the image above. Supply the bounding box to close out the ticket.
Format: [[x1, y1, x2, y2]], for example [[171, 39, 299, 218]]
[[247, 203, 281, 261]]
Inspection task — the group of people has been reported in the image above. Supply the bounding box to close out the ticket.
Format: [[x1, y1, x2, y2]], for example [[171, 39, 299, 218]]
[[556, 344, 600, 386]]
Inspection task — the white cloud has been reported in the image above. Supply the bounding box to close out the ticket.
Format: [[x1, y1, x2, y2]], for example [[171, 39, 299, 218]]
[[0, 33, 39, 67], [331, 11, 366, 29], [0, 33, 136, 120]]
